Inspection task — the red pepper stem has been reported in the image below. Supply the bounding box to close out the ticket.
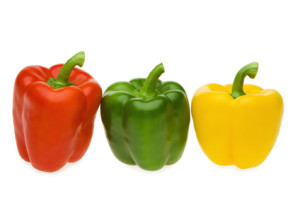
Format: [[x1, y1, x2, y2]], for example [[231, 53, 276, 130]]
[[140, 63, 165, 98], [47, 51, 85, 89], [231, 62, 259, 99]]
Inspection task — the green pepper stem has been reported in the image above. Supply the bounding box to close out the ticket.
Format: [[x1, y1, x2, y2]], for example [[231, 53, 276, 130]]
[[47, 51, 85, 89], [140, 63, 165, 98], [231, 62, 259, 99]]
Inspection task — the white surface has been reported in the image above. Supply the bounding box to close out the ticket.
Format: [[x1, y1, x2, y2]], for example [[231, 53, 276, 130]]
[[0, 0, 299, 199]]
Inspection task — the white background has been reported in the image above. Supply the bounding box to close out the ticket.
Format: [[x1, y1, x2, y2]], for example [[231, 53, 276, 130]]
[[0, 0, 299, 199]]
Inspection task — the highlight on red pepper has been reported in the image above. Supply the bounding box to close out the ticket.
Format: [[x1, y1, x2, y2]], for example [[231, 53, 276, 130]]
[[13, 51, 102, 172]]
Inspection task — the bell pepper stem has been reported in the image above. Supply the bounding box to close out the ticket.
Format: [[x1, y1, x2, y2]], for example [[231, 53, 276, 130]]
[[231, 62, 259, 99], [47, 51, 85, 89], [140, 63, 165, 98]]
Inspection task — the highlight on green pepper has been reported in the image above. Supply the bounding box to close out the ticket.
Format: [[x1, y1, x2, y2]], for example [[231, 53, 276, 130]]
[[100, 63, 190, 171]]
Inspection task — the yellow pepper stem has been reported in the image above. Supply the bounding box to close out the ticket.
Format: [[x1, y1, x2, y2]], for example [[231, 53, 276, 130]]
[[231, 62, 259, 99]]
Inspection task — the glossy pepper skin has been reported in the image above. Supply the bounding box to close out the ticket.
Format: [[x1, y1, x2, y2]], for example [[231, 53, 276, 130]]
[[192, 62, 283, 169], [13, 52, 102, 172], [101, 63, 190, 171]]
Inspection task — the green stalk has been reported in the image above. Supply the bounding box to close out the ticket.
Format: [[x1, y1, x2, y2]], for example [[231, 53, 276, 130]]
[[140, 63, 165, 98], [47, 51, 85, 89], [231, 62, 259, 99]]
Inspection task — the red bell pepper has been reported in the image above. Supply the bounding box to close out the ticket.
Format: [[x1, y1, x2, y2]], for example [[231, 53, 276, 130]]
[[13, 52, 102, 172]]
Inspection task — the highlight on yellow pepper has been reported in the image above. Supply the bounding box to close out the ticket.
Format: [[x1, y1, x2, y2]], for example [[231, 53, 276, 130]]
[[191, 62, 283, 169]]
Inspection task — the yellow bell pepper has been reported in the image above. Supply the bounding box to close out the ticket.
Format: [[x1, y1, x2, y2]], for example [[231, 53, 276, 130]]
[[191, 62, 284, 169]]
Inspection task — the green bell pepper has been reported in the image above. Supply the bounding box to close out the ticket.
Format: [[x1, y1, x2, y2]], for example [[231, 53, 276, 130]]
[[100, 63, 190, 171]]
